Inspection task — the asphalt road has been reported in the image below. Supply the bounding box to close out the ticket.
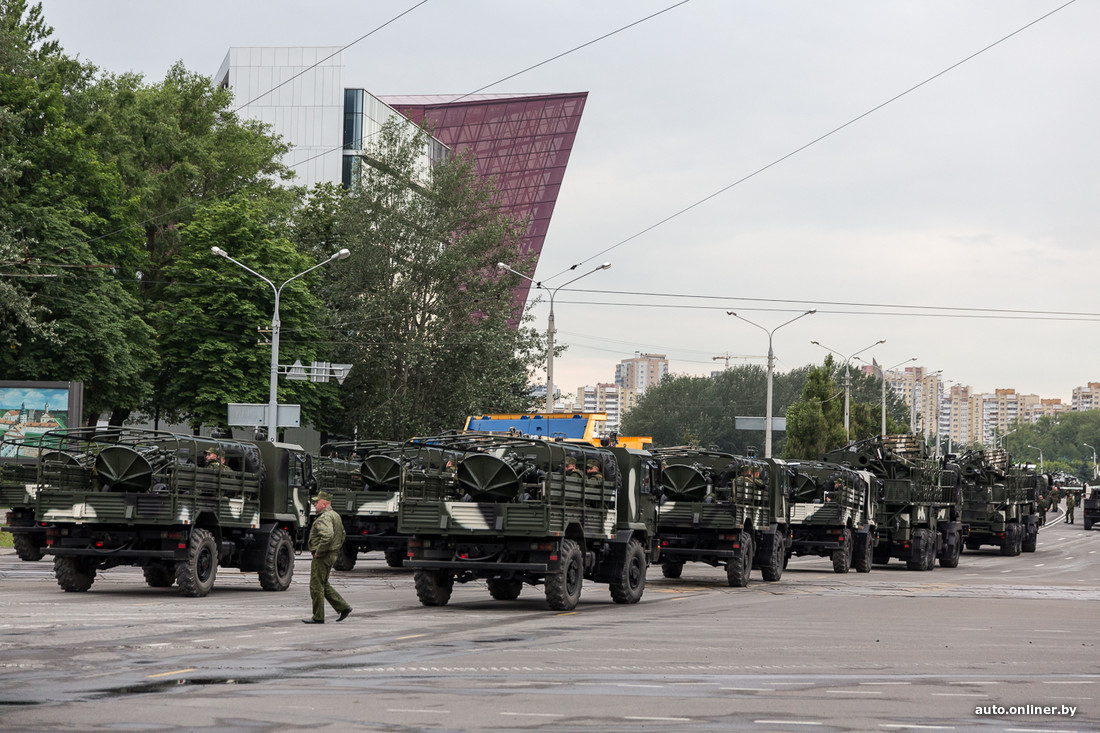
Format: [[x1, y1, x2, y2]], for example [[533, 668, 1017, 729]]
[[1, 508, 1097, 732]]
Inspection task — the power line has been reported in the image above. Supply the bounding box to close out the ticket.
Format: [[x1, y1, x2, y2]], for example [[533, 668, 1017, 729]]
[[555, 0, 1079, 278]]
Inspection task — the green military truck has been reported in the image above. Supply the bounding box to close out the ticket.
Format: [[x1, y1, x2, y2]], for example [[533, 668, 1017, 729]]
[[650, 447, 790, 587], [826, 435, 965, 571], [787, 460, 878, 573], [1, 434, 48, 561], [956, 449, 1039, 555], [33, 427, 313, 596], [399, 433, 660, 611], [316, 440, 410, 570], [1083, 484, 1099, 531]]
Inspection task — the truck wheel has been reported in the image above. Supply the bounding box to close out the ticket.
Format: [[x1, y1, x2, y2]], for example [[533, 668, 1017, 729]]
[[384, 548, 406, 568], [54, 556, 96, 592], [661, 561, 684, 579], [831, 529, 853, 574], [726, 533, 753, 587], [1085, 517, 1094, 531], [873, 543, 891, 565], [176, 527, 218, 597], [12, 534, 45, 562], [999, 525, 1018, 556], [907, 529, 933, 570], [939, 533, 961, 568], [414, 568, 454, 606], [487, 577, 523, 601], [545, 538, 583, 611], [610, 539, 647, 604], [760, 532, 784, 582], [854, 533, 873, 573], [1022, 524, 1038, 553], [333, 543, 357, 571], [143, 562, 176, 588], [258, 527, 294, 591], [1014, 525, 1024, 555]]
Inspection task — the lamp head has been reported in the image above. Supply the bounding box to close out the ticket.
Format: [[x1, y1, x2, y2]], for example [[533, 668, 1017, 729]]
[[807, 309, 817, 314], [333, 248, 351, 261], [496, 262, 507, 269], [599, 262, 611, 270], [726, 311, 736, 316], [211, 246, 228, 257]]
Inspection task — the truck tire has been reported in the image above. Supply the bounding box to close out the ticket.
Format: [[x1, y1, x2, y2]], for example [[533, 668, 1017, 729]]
[[414, 568, 454, 606], [384, 547, 406, 568], [545, 538, 583, 611], [176, 527, 218, 597], [333, 543, 357, 571], [1085, 517, 1093, 531], [1000, 525, 1018, 556], [11, 530, 44, 559], [726, 533, 753, 587], [854, 532, 873, 573], [143, 562, 176, 588], [873, 543, 891, 565], [55, 556, 96, 592], [939, 532, 961, 568], [759, 531, 784, 582], [661, 560, 684, 579], [907, 529, 934, 571], [258, 527, 294, 591], [487, 577, 523, 601], [1022, 524, 1038, 553], [609, 539, 647, 604], [831, 528, 853, 574]]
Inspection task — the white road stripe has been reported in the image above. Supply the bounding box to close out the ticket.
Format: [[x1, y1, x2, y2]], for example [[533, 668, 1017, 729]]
[[754, 721, 822, 726]]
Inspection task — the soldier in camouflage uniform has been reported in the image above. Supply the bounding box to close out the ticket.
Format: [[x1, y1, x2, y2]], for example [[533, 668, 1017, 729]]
[[304, 491, 352, 624]]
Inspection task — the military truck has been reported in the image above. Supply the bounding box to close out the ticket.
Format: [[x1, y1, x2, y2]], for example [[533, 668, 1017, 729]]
[[787, 460, 878, 573], [650, 447, 790, 587], [1, 434, 48, 561], [825, 435, 965, 570], [316, 440, 410, 570], [955, 450, 1039, 555], [33, 427, 313, 596], [1082, 484, 1100, 531], [399, 433, 660, 611]]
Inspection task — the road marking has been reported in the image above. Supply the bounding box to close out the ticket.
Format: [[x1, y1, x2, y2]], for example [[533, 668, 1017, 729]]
[[191, 638, 213, 643], [829, 689, 882, 694], [1066, 557, 1074, 560], [625, 716, 691, 722], [880, 726, 955, 730], [395, 634, 426, 640], [387, 709, 448, 714], [147, 668, 196, 678], [1001, 570, 1013, 574], [861, 681, 911, 685], [932, 692, 985, 697], [556, 611, 579, 616], [721, 687, 775, 692], [144, 642, 171, 647], [500, 712, 563, 718], [617, 683, 664, 688], [1042, 679, 1094, 683], [1034, 630, 1071, 634], [1034, 564, 1045, 567], [1005, 728, 1080, 732], [754, 721, 821, 726]]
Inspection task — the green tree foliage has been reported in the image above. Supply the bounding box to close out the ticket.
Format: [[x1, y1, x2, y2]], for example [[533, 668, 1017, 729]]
[[783, 355, 911, 460], [319, 120, 542, 440], [620, 364, 813, 453], [1002, 410, 1100, 482], [147, 195, 331, 429]]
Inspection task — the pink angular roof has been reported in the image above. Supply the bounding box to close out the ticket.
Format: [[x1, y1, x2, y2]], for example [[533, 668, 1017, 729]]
[[382, 92, 588, 311]]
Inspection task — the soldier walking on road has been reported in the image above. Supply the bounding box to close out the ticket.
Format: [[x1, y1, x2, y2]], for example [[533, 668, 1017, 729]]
[[1066, 493, 1076, 524], [303, 491, 352, 624]]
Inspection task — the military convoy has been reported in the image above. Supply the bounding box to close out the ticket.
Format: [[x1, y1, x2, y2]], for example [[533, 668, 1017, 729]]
[[316, 440, 410, 571], [787, 460, 878, 573], [826, 435, 965, 570], [956, 449, 1039, 555], [27, 427, 313, 596], [650, 447, 790, 586], [398, 433, 660, 610]]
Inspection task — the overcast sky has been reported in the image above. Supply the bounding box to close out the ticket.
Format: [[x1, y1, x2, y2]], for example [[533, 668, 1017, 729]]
[[38, 0, 1100, 401]]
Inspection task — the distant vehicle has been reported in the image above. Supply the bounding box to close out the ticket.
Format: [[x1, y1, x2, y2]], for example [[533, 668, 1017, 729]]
[[33, 427, 313, 596], [650, 447, 790, 586], [400, 432, 660, 610], [955, 449, 1039, 555], [787, 460, 878, 573], [1083, 485, 1099, 531]]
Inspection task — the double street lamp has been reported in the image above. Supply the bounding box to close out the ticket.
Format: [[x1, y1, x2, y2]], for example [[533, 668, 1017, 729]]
[[811, 338, 885, 442], [726, 309, 816, 458], [212, 246, 350, 438], [1027, 444, 1044, 473], [497, 261, 611, 412]]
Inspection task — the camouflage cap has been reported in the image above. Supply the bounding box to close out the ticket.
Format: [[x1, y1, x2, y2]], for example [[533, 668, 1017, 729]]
[[586, 459, 601, 469], [315, 491, 333, 502]]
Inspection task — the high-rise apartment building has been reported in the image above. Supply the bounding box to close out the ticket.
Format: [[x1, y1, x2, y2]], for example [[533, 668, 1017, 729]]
[[615, 353, 668, 395], [574, 383, 635, 434], [1072, 383, 1100, 411]]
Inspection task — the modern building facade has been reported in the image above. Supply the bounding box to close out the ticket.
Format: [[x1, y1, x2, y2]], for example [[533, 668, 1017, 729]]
[[1072, 382, 1100, 411], [216, 48, 587, 312], [615, 353, 669, 395]]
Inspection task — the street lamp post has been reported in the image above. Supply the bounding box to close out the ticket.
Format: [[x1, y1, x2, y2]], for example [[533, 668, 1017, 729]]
[[497, 261, 611, 412], [811, 338, 885, 442], [1027, 444, 1044, 473], [726, 309, 816, 458], [212, 246, 350, 438], [879, 357, 917, 436], [1084, 443, 1097, 479]]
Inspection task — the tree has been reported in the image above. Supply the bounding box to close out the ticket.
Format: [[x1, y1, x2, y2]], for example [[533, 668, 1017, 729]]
[[319, 119, 542, 440]]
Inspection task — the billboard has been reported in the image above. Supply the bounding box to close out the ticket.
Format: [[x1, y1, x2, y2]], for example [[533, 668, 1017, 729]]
[[0, 381, 84, 458]]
